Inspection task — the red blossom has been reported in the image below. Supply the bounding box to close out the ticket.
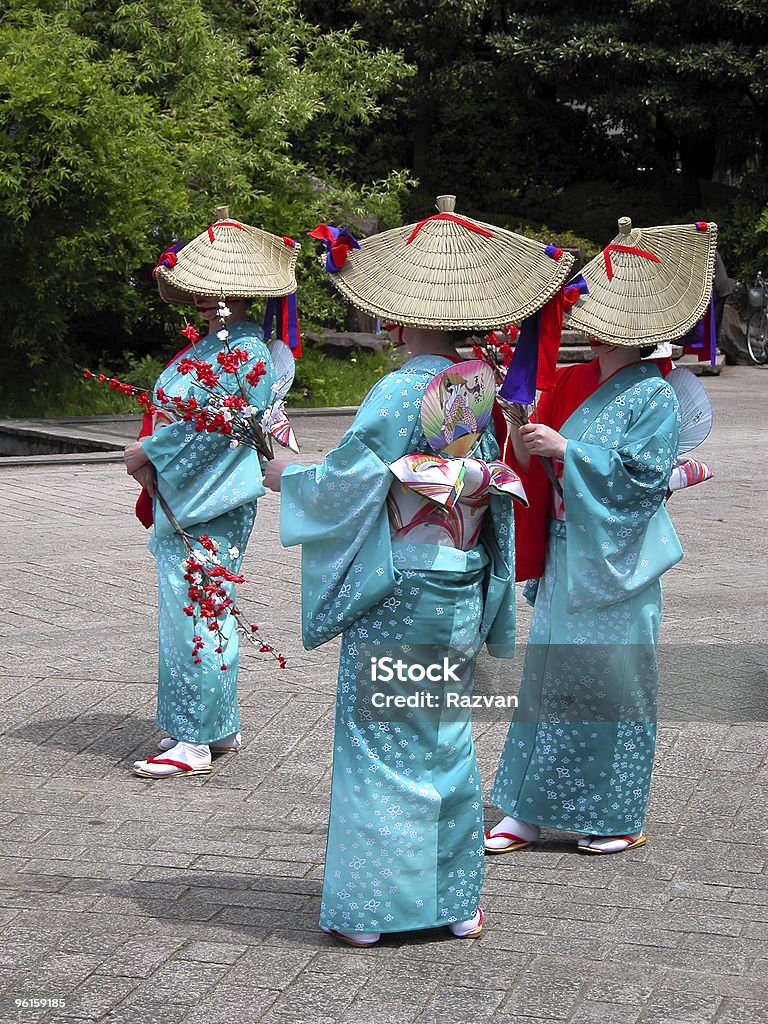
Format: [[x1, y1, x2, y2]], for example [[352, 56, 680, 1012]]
[[216, 348, 249, 374], [181, 323, 200, 343], [84, 369, 93, 379], [245, 361, 266, 386]]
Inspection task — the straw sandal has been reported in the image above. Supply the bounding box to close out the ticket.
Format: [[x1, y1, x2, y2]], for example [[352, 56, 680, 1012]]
[[576, 833, 647, 855]]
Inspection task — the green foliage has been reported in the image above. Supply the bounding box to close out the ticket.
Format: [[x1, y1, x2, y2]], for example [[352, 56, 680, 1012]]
[[0, 0, 412, 399], [489, 1, 768, 185], [290, 342, 401, 407], [0, 351, 166, 417]]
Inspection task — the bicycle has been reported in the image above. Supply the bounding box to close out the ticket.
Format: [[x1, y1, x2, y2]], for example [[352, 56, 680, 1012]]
[[746, 271, 768, 364]]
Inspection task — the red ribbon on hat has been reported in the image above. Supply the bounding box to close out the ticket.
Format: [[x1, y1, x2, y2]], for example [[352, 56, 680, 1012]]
[[406, 213, 494, 244], [603, 244, 660, 282], [152, 248, 178, 279], [208, 221, 247, 243]]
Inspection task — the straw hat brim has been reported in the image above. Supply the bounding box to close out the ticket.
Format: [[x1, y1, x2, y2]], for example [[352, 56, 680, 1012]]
[[155, 220, 300, 306], [325, 217, 575, 330], [565, 221, 718, 346]]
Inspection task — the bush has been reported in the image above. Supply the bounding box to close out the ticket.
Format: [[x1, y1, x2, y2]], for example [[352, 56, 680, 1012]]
[[290, 343, 402, 407]]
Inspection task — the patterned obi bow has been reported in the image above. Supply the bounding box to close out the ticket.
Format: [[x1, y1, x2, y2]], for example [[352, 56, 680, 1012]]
[[390, 453, 528, 509], [387, 454, 528, 551]]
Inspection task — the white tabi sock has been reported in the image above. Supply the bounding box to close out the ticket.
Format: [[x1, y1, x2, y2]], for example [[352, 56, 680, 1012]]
[[485, 815, 541, 849]]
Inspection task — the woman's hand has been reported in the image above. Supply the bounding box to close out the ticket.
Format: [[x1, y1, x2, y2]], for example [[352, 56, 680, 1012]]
[[519, 423, 567, 461], [124, 440, 149, 475], [131, 463, 156, 496], [263, 458, 290, 492]]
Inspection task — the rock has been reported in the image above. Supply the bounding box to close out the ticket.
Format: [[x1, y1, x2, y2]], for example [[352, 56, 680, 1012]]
[[304, 327, 391, 355]]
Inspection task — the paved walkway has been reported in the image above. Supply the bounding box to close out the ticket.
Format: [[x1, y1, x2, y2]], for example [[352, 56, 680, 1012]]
[[0, 367, 767, 1024]]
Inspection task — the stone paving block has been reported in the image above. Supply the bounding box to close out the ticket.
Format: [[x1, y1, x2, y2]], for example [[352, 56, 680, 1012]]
[[119, 960, 229, 1006], [177, 986, 281, 1024], [637, 988, 723, 1024], [715, 997, 768, 1023], [93, 937, 187, 980], [444, 947, 532, 989], [414, 983, 507, 1023], [607, 943, 750, 976], [261, 968, 365, 1019], [21, 952, 103, 992], [501, 969, 585, 1019], [571, 1001, 644, 1024], [585, 972, 656, 1005], [55, 975, 138, 1021], [234, 945, 318, 988]]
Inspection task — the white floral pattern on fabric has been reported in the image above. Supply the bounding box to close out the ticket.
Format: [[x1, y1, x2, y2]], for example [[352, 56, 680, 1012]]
[[144, 322, 276, 743], [281, 355, 517, 934], [492, 364, 681, 835]]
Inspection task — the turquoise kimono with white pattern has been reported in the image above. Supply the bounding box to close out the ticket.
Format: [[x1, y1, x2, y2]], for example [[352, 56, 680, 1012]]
[[280, 355, 517, 935], [492, 363, 682, 835], [141, 322, 276, 744]]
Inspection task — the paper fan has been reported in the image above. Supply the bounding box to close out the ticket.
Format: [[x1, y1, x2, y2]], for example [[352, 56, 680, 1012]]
[[262, 399, 299, 453], [668, 458, 714, 492], [267, 338, 296, 401], [421, 360, 496, 455], [667, 367, 713, 454]]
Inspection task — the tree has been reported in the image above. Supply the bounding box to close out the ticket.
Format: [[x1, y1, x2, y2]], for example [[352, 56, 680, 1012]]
[[298, 1, 635, 219], [0, 0, 410, 395], [490, 1, 768, 188]]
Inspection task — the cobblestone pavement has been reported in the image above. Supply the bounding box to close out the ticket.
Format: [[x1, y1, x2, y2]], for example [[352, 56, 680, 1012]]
[[0, 366, 766, 1024]]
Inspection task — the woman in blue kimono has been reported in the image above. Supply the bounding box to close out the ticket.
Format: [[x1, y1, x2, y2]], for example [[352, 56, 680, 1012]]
[[126, 212, 299, 779], [486, 217, 717, 854], [264, 196, 574, 943]]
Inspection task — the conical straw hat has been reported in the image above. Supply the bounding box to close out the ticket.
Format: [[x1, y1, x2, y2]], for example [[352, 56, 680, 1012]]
[[155, 207, 300, 306], [324, 196, 575, 330], [564, 217, 717, 346]]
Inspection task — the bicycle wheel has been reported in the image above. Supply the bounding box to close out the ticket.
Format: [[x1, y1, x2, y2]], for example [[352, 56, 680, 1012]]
[[747, 311, 768, 365]]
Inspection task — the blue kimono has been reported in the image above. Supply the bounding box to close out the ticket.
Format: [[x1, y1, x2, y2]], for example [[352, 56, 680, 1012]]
[[141, 321, 277, 745], [492, 362, 682, 835], [280, 355, 518, 936]]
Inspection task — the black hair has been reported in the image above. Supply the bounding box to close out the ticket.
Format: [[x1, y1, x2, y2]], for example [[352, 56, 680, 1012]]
[[638, 344, 656, 358]]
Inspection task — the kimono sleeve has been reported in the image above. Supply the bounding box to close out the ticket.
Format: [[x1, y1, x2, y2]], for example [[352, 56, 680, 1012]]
[[142, 336, 277, 536], [280, 368, 434, 650], [563, 380, 683, 610]]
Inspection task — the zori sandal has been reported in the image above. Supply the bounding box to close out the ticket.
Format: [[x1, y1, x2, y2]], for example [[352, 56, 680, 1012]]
[[133, 741, 212, 779], [484, 815, 540, 853], [320, 926, 380, 947], [484, 830, 534, 853], [449, 907, 484, 938], [576, 833, 647, 855], [157, 731, 241, 754]]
